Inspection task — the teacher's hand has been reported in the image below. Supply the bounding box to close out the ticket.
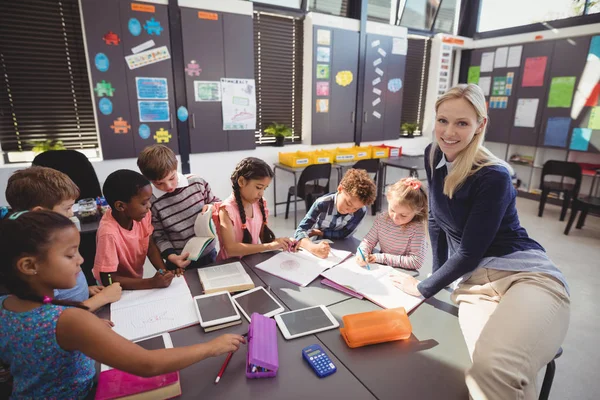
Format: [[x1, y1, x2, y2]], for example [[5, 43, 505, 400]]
[[390, 272, 422, 297]]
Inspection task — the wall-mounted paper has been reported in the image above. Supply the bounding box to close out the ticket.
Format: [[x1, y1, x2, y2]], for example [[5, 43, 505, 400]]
[[316, 81, 329, 96], [543, 117, 571, 147], [507, 45, 523, 68], [492, 76, 506, 96], [316, 99, 329, 113], [480, 52, 495, 72], [494, 47, 508, 68], [373, 88, 381, 95], [373, 111, 381, 119], [316, 64, 330, 79], [478, 76, 492, 96], [372, 77, 381, 85], [194, 81, 221, 102], [589, 106, 600, 130], [585, 83, 600, 107], [392, 37, 407, 55], [139, 101, 169, 122], [373, 58, 382, 67], [221, 78, 256, 130], [514, 98, 539, 128], [378, 48, 387, 57], [316, 46, 331, 63], [371, 39, 381, 48], [468, 66, 480, 84], [317, 29, 331, 46], [372, 98, 381, 106], [136, 77, 167, 100], [522, 57, 547, 87], [131, 39, 156, 54], [547, 76, 576, 108], [125, 45, 170, 70], [588, 35, 600, 59], [375, 67, 384, 76], [570, 128, 592, 151]]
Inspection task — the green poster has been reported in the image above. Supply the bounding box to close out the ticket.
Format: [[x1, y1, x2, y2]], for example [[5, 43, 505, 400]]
[[492, 77, 506, 96], [468, 66, 480, 84], [316, 64, 330, 79], [547, 76, 576, 108], [589, 106, 600, 130]]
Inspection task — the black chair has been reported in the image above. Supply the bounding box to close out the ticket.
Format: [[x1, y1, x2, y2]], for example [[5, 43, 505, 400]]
[[285, 163, 332, 220], [538, 161, 582, 221], [564, 195, 600, 235], [352, 158, 380, 215], [539, 347, 563, 400], [32, 150, 102, 201]]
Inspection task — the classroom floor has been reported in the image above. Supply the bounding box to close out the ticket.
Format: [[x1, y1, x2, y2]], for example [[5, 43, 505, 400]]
[[143, 197, 600, 399]]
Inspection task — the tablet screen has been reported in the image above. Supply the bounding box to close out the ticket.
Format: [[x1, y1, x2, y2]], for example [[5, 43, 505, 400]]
[[135, 335, 165, 351], [235, 288, 280, 317], [279, 307, 335, 336], [195, 293, 237, 323]]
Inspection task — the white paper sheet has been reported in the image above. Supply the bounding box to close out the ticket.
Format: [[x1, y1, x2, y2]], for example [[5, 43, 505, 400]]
[[480, 52, 495, 72], [494, 47, 508, 68], [507, 45, 523, 68], [478, 76, 492, 96], [392, 37, 407, 55], [514, 98, 539, 128]]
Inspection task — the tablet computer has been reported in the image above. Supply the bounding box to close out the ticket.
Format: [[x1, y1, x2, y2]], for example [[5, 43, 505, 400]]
[[193, 291, 240, 328], [102, 333, 173, 371], [232, 286, 285, 321], [274, 305, 339, 340]]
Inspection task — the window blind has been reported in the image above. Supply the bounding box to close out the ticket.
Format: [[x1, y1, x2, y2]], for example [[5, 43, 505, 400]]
[[400, 36, 431, 136]]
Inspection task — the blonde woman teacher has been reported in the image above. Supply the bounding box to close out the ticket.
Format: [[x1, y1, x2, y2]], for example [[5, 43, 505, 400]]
[[390, 84, 570, 400]]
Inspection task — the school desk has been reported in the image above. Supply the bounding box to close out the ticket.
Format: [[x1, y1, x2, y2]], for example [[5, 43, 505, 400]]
[[378, 156, 426, 205]]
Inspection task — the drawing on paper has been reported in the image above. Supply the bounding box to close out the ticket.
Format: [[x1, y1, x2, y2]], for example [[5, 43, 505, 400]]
[[221, 78, 256, 130], [131, 311, 174, 329], [281, 260, 300, 271], [185, 60, 202, 76]]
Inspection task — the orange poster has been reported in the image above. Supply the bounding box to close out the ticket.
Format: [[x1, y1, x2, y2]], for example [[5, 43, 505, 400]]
[[198, 11, 218, 20], [131, 3, 155, 13]]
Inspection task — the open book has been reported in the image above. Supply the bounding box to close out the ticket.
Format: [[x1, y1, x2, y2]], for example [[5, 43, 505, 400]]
[[321, 259, 425, 313], [182, 205, 216, 261], [197, 261, 255, 294]]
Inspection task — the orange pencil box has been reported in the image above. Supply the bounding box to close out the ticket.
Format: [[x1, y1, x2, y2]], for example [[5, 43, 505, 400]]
[[339, 307, 412, 348]]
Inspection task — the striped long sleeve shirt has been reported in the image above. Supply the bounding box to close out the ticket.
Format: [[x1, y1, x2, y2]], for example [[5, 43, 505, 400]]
[[358, 212, 427, 270]]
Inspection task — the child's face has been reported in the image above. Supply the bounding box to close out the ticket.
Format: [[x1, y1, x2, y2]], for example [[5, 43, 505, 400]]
[[387, 201, 417, 226], [336, 188, 365, 215], [35, 226, 83, 290], [238, 176, 271, 204], [51, 198, 76, 218], [123, 185, 152, 222], [152, 170, 178, 193]]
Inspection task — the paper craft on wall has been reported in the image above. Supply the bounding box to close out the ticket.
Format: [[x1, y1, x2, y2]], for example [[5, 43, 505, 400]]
[[373, 111, 381, 119], [139, 101, 170, 122], [154, 128, 172, 143], [373, 87, 381, 95], [378, 48, 387, 57], [375, 67, 384, 76], [480, 52, 495, 72], [392, 37, 407, 55], [316, 47, 330, 63], [132, 40, 155, 54], [136, 77, 168, 100], [335, 71, 353, 86], [547, 76, 576, 108], [505, 72, 514, 95], [143, 17, 163, 36], [507, 45, 523, 68], [492, 77, 507, 96], [94, 80, 115, 97], [139, 124, 151, 139], [489, 96, 508, 109], [371, 39, 380, 48], [514, 98, 539, 128], [220, 78, 256, 131], [585, 83, 600, 107], [589, 35, 600, 59], [373, 58, 382, 67], [387, 78, 402, 93], [316, 64, 330, 79], [478, 76, 491, 96], [194, 81, 221, 102], [522, 57, 547, 87], [128, 18, 142, 36], [316, 99, 329, 113], [316, 81, 329, 96], [177, 106, 188, 122], [95, 53, 109, 72], [103, 31, 120, 46], [111, 117, 131, 134], [98, 98, 113, 115], [543, 117, 571, 147], [570, 128, 592, 151], [317, 29, 331, 46], [589, 106, 600, 130], [185, 60, 202, 76], [372, 77, 381, 86], [468, 66, 480, 84], [494, 47, 508, 69], [125, 46, 170, 70]]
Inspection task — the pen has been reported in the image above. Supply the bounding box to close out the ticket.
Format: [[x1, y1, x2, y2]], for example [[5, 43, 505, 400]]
[[215, 332, 249, 384], [358, 248, 371, 270], [108, 274, 113, 285]]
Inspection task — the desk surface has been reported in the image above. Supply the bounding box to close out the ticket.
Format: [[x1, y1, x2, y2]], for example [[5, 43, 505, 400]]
[[381, 156, 425, 170]]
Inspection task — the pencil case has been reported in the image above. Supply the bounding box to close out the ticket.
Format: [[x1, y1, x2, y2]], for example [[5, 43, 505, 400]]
[[339, 307, 412, 348], [246, 313, 278, 379]]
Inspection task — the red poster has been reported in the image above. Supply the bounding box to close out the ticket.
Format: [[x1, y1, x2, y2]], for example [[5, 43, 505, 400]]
[[585, 83, 600, 107], [522, 56, 547, 87]]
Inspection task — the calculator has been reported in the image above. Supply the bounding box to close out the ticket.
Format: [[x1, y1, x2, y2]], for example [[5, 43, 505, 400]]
[[302, 344, 336, 378]]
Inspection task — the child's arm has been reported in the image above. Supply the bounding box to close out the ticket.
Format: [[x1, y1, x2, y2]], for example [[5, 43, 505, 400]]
[[56, 308, 245, 377], [218, 208, 290, 257], [81, 283, 122, 312], [373, 225, 427, 270], [293, 200, 323, 241], [100, 271, 173, 290], [203, 179, 221, 204], [323, 208, 366, 240], [147, 237, 168, 271], [355, 216, 379, 267]]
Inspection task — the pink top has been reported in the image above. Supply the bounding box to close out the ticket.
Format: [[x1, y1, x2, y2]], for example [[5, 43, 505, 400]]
[[93, 210, 154, 281], [216, 194, 269, 261]]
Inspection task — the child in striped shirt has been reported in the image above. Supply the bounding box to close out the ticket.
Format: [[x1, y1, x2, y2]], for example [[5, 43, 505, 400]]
[[357, 177, 428, 270]]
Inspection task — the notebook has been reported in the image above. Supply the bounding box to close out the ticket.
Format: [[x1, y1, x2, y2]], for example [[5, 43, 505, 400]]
[[197, 261, 255, 294], [182, 205, 216, 261], [204, 319, 242, 333], [321, 259, 425, 312], [110, 277, 199, 341], [254, 248, 351, 287], [95, 370, 181, 400]]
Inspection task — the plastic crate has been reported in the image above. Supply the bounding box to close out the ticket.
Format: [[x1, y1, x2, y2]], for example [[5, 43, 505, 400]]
[[313, 149, 334, 164], [279, 151, 313, 168], [354, 146, 371, 160], [369, 145, 390, 159], [379, 145, 402, 157], [334, 147, 358, 163]]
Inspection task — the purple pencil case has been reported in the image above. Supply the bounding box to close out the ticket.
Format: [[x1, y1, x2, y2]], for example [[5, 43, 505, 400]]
[[246, 312, 278, 379]]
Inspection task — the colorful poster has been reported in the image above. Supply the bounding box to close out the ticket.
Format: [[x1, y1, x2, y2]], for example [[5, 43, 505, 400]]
[[505, 72, 514, 95], [589, 106, 600, 130], [316, 81, 329, 96], [507, 45, 523, 68], [547, 77, 576, 108], [220, 78, 256, 130], [316, 64, 330, 79], [138, 101, 170, 122], [480, 52, 494, 72], [585, 83, 600, 107], [570, 128, 592, 151], [392, 37, 407, 55], [132, 40, 156, 54], [136, 77, 168, 100], [514, 98, 539, 128], [492, 77, 506, 95], [468, 66, 480, 84], [194, 81, 221, 102], [494, 47, 508, 69], [316, 99, 329, 113], [478, 76, 491, 96], [316, 47, 330, 63], [125, 46, 170, 70], [317, 29, 331, 46], [522, 57, 547, 87], [543, 117, 571, 147]]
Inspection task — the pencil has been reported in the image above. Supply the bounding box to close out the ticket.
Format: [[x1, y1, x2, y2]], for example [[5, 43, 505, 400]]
[[358, 248, 371, 270], [215, 352, 233, 384], [108, 274, 113, 285]]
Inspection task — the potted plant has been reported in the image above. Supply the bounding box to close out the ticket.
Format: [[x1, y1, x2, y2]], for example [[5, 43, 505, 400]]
[[401, 123, 418, 138], [29, 139, 66, 153], [264, 123, 292, 147]]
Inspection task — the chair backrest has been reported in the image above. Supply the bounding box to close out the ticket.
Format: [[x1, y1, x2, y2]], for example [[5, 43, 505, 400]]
[[297, 163, 332, 199], [352, 159, 379, 175], [540, 160, 583, 195], [32, 150, 103, 201]]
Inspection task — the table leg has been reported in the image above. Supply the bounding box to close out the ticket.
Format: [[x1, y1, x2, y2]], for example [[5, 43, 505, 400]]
[[293, 172, 298, 227], [273, 166, 278, 217]]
